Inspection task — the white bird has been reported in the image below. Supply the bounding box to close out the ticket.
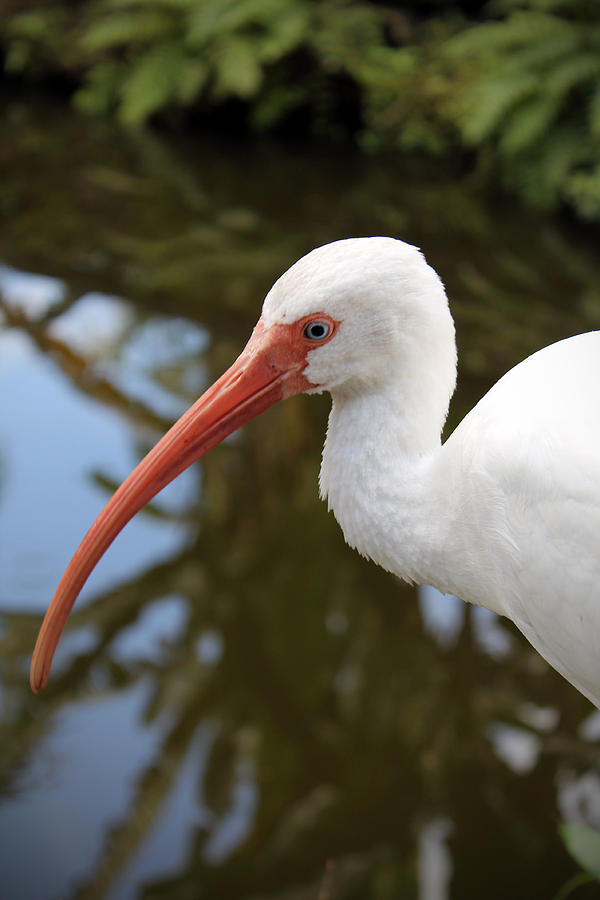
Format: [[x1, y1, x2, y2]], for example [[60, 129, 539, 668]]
[[30, 238, 600, 705]]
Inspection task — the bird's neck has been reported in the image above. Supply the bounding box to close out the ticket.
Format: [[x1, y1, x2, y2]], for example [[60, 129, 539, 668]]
[[319, 383, 460, 592]]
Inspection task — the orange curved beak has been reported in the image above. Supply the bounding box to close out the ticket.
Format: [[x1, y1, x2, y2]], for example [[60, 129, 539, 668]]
[[30, 319, 310, 693]]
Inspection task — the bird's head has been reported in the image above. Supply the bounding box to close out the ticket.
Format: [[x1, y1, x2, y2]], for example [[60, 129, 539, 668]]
[[30, 237, 456, 692], [261, 237, 454, 398]]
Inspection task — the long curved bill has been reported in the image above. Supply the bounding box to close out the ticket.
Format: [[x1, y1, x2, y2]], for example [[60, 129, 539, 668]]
[[30, 319, 309, 693]]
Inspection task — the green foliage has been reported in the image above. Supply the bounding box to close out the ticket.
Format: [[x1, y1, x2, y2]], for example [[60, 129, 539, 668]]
[[3, 7, 70, 74], [438, 4, 600, 214], [556, 823, 600, 900], [355, 0, 600, 219], [2, 0, 380, 130], [559, 823, 600, 879], [1, 0, 600, 221]]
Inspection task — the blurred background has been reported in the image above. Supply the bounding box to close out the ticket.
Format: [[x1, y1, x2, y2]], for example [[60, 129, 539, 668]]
[[1, 1, 600, 898]]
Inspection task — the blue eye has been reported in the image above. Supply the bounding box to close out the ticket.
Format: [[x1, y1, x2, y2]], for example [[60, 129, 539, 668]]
[[303, 320, 331, 341]]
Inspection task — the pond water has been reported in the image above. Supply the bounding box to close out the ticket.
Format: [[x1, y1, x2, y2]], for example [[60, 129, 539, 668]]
[[1, 95, 600, 900]]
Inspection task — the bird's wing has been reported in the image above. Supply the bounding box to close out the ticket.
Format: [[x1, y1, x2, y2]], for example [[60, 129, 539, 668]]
[[451, 331, 600, 705]]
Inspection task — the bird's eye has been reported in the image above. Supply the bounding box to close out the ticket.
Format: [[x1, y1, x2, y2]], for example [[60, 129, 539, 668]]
[[303, 320, 331, 341]]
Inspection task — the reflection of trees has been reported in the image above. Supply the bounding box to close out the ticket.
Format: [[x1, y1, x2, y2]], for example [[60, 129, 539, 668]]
[[2, 107, 599, 897]]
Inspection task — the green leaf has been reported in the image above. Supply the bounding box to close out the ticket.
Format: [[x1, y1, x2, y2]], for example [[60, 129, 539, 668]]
[[6, 8, 67, 41], [500, 28, 579, 73], [175, 57, 208, 104], [458, 72, 539, 142], [80, 10, 177, 52], [545, 53, 600, 98], [446, 12, 567, 59], [118, 41, 186, 124], [4, 40, 32, 73], [256, 5, 310, 63], [187, 0, 294, 47], [212, 36, 262, 99], [251, 83, 307, 129], [499, 93, 561, 155], [559, 823, 600, 879], [74, 60, 124, 115]]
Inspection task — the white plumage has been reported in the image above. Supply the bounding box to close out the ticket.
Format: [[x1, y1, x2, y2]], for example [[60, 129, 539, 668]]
[[31, 237, 600, 704], [264, 238, 600, 706]]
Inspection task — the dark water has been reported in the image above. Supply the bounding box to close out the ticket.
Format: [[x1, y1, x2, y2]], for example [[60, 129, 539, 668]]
[[1, 96, 600, 900]]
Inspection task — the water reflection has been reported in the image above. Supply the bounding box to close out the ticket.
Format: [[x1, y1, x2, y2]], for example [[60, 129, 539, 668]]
[[0, 264, 65, 318], [1, 99, 599, 899], [418, 818, 453, 900], [0, 323, 193, 616]]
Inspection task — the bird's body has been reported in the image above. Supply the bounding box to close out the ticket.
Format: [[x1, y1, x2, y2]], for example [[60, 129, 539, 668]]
[[323, 329, 600, 705], [31, 237, 600, 707], [444, 332, 600, 705]]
